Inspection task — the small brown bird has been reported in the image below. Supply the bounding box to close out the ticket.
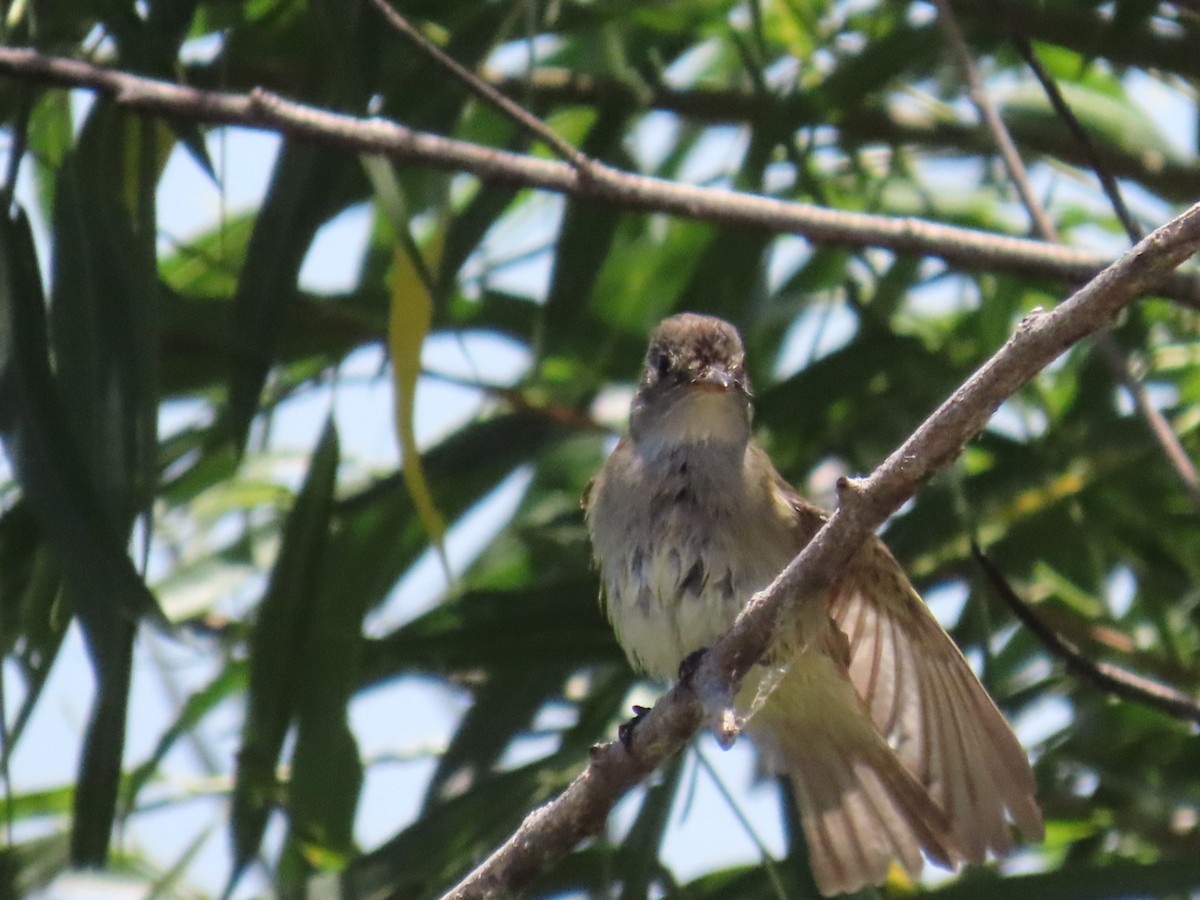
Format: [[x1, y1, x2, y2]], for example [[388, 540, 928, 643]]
[[585, 313, 1042, 895]]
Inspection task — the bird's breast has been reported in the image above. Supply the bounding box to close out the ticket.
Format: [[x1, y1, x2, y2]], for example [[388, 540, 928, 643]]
[[587, 442, 799, 680]]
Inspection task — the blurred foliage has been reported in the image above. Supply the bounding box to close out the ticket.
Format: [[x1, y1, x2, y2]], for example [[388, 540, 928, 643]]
[[1, 0, 1199, 897]]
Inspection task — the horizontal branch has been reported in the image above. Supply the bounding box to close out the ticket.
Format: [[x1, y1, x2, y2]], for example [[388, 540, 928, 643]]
[[442, 203, 1200, 897], [2, 47, 1199, 307], [476, 69, 1200, 205]]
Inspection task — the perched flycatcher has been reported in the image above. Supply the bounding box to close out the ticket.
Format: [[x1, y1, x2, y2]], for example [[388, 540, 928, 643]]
[[585, 313, 1042, 895]]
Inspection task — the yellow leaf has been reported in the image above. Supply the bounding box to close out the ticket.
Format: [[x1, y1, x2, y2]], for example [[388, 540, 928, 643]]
[[388, 231, 450, 580]]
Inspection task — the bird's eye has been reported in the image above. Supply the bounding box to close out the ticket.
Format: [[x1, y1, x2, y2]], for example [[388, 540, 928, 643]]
[[651, 351, 671, 378]]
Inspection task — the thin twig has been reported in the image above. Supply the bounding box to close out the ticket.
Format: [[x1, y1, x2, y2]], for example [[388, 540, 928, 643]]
[[440, 200, 1200, 900], [1093, 334, 1200, 509], [971, 544, 1200, 725], [1, 47, 1199, 306], [364, 0, 593, 173], [1009, 32, 1142, 243], [933, 0, 1058, 242]]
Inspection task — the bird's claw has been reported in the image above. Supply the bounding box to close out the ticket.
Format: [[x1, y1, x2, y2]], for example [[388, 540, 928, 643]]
[[678, 647, 707, 685], [618, 704, 651, 749]]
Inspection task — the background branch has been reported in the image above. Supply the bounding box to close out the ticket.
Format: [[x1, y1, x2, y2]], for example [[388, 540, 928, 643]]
[[363, 0, 593, 173], [1007, 31, 1200, 507], [971, 545, 1200, 725], [934, 0, 1059, 243], [1, 47, 1198, 307]]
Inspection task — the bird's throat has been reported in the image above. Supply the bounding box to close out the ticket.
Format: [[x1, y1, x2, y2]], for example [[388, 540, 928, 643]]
[[630, 389, 751, 450]]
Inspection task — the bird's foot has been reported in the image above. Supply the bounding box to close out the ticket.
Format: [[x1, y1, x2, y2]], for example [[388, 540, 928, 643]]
[[678, 647, 707, 685], [618, 705, 651, 749]]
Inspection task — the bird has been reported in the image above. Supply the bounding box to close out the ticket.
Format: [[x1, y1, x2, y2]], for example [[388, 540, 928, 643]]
[[583, 312, 1042, 895]]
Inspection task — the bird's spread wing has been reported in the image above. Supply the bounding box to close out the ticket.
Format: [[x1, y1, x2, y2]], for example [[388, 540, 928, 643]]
[[825, 539, 1044, 862]]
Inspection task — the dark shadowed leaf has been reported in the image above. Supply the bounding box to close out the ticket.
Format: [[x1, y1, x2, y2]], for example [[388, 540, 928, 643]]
[[229, 419, 340, 888]]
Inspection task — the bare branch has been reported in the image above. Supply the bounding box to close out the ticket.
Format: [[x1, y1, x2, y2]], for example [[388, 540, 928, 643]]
[[1009, 30, 1141, 243], [1, 47, 1199, 307], [1002, 36, 1200, 505], [472, 70, 1200, 204], [971, 544, 1200, 725], [934, 0, 1059, 243], [363, 0, 593, 173], [1093, 335, 1200, 509], [443, 200, 1200, 899]]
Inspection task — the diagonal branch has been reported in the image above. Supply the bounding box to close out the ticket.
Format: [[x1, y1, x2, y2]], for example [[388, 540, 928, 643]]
[[1006, 33, 1200, 510], [933, 1, 1200, 512], [971, 544, 1200, 725], [363, 0, 593, 173], [933, 0, 1059, 243], [1, 46, 1199, 307], [440, 201, 1200, 899]]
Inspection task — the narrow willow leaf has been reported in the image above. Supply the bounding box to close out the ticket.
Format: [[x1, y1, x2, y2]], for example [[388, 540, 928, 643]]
[[50, 104, 160, 536], [422, 674, 554, 813], [228, 420, 340, 891], [71, 627, 135, 866], [227, 142, 360, 449], [359, 578, 620, 685], [123, 662, 248, 811], [389, 238, 448, 560], [339, 752, 585, 899], [42, 101, 164, 866], [0, 208, 166, 866], [145, 822, 214, 900], [0, 543, 66, 767], [543, 107, 630, 351], [0, 833, 71, 898], [287, 430, 377, 875], [369, 154, 452, 580]]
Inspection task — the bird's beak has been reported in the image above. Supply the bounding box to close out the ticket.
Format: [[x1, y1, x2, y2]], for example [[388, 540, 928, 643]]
[[688, 369, 740, 394]]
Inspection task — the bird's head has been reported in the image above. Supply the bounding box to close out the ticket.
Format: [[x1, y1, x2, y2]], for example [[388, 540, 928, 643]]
[[629, 313, 754, 448]]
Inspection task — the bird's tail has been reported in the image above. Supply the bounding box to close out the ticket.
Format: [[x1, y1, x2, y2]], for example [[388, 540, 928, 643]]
[[747, 651, 959, 896]]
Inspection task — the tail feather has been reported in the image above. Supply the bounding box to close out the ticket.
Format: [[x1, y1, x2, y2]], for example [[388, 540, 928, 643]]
[[783, 726, 956, 895], [746, 647, 960, 896]]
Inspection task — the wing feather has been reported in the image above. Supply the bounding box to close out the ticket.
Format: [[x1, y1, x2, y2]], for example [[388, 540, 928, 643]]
[[825, 538, 1044, 858]]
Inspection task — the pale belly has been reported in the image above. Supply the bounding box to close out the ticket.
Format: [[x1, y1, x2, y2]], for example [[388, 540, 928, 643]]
[[603, 534, 791, 680], [588, 443, 800, 681]]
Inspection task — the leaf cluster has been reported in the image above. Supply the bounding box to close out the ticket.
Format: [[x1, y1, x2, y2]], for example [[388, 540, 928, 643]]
[[1, 0, 1200, 898]]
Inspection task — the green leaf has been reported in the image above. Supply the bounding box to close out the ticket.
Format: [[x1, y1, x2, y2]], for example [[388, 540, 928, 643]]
[[360, 578, 621, 686], [1000, 82, 1184, 172], [422, 674, 557, 812], [0, 833, 71, 898], [50, 103, 160, 533], [0, 207, 165, 865], [924, 859, 1200, 900], [123, 662, 249, 811], [543, 107, 632, 353], [617, 753, 685, 900], [226, 142, 363, 449], [287, 433, 378, 875], [339, 750, 587, 900], [229, 419, 340, 889]]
